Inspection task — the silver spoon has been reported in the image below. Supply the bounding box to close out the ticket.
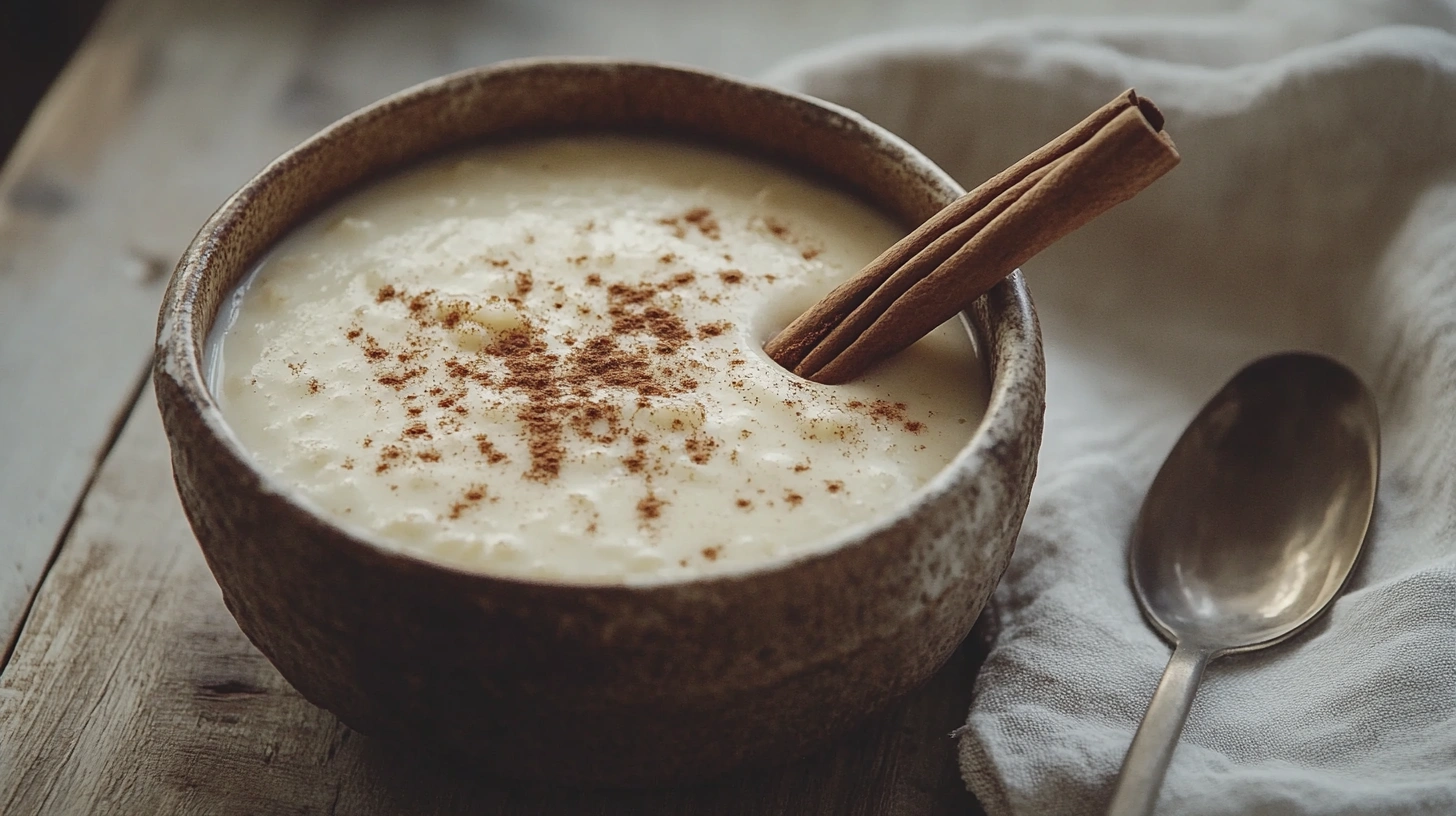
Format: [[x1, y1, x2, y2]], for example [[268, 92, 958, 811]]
[[1106, 352, 1380, 816]]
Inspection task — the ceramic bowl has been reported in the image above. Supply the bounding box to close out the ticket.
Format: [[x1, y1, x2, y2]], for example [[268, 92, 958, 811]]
[[153, 59, 1044, 787]]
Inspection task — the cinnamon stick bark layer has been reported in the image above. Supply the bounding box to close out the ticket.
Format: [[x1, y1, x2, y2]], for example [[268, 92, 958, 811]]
[[765, 89, 1180, 384]]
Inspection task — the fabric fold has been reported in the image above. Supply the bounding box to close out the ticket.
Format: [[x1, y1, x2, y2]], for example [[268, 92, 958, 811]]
[[771, 11, 1456, 815]]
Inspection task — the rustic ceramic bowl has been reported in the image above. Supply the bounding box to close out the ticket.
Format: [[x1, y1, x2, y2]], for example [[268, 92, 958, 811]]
[[154, 59, 1044, 787]]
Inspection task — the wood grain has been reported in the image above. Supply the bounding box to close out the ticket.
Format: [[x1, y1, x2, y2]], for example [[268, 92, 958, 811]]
[[0, 0, 331, 656], [0, 386, 987, 815]]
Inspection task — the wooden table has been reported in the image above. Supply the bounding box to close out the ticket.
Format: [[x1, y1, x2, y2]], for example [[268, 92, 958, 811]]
[[0, 1, 1002, 812]]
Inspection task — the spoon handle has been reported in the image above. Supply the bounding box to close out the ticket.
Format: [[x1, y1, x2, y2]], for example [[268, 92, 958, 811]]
[[1107, 643, 1212, 816]]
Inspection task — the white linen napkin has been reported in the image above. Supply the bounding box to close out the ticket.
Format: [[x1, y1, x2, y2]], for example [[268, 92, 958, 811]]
[[768, 6, 1456, 814]]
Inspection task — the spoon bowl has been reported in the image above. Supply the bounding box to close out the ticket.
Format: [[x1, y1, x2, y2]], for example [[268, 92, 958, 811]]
[[1108, 352, 1379, 816], [1132, 352, 1380, 652]]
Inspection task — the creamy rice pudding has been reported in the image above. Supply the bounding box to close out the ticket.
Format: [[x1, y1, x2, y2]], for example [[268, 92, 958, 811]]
[[209, 136, 986, 582]]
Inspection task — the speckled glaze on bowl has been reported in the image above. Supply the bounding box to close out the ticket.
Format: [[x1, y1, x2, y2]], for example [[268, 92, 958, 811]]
[[153, 59, 1044, 787]]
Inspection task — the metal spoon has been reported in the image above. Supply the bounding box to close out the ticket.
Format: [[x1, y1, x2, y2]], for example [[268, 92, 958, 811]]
[[1106, 352, 1380, 816]]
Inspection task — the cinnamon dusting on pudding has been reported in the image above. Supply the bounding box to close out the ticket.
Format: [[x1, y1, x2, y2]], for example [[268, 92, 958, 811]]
[[637, 492, 666, 522], [683, 207, 720, 240], [212, 136, 983, 582], [474, 434, 507, 464], [343, 271, 724, 492]]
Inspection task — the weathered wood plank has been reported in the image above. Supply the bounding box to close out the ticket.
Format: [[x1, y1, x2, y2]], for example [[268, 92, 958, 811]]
[[0, 0, 333, 656], [0, 386, 985, 814]]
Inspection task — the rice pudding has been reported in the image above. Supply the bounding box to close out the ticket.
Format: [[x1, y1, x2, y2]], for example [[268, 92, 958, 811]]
[[209, 136, 986, 582]]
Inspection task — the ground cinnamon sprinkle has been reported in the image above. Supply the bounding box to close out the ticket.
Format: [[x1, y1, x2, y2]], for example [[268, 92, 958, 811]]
[[684, 433, 716, 465], [683, 207, 721, 240], [565, 335, 665, 395], [376, 444, 405, 474], [486, 326, 564, 482], [622, 448, 647, 473], [447, 485, 489, 520], [317, 202, 936, 532], [390, 268, 713, 485], [377, 368, 425, 389], [868, 400, 908, 422], [475, 434, 508, 464], [440, 305, 466, 330], [637, 492, 666, 521], [362, 336, 389, 361], [605, 281, 693, 351]]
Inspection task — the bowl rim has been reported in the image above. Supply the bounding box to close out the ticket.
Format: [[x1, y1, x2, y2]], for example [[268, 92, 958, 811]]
[[155, 56, 1044, 592]]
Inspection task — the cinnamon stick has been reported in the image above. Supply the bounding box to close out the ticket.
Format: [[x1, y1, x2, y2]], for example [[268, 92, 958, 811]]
[[765, 89, 1180, 384]]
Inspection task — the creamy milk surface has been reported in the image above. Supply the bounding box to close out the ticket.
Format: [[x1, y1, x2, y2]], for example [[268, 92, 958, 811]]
[[212, 136, 986, 583]]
